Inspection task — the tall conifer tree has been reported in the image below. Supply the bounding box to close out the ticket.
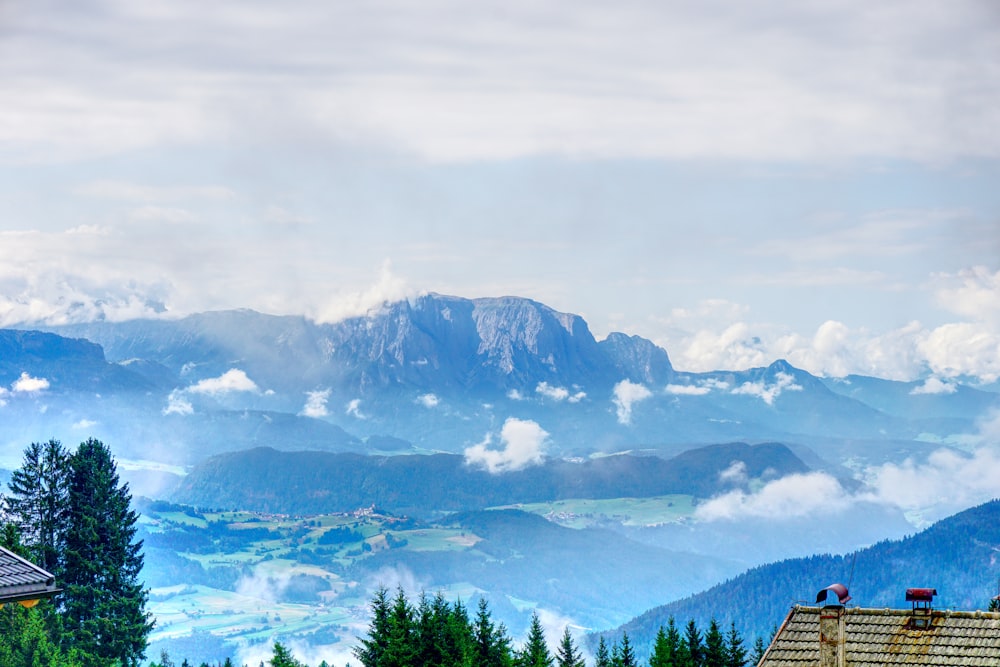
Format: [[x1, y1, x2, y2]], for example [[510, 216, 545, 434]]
[[704, 619, 727, 667], [516, 612, 552, 667], [554, 626, 585, 667], [62, 438, 152, 667], [725, 622, 747, 667], [6, 439, 70, 577]]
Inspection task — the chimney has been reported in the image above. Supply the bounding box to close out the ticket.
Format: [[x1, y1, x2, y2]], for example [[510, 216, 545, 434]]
[[906, 588, 937, 629], [815, 584, 850, 667]]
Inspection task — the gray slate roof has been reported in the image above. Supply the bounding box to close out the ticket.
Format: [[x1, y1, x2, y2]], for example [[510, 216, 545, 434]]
[[0, 546, 59, 604], [760, 605, 1000, 667]]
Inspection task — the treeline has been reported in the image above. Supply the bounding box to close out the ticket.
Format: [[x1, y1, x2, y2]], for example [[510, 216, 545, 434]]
[[349, 587, 759, 667], [151, 588, 764, 667], [0, 438, 152, 667]]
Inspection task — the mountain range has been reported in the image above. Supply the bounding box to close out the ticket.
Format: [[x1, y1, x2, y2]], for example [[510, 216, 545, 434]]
[[0, 293, 991, 476]]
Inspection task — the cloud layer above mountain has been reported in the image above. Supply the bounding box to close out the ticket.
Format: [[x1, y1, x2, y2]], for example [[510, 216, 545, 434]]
[[0, 0, 996, 384]]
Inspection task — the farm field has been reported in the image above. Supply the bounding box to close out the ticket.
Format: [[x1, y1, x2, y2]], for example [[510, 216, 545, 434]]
[[491, 494, 697, 529]]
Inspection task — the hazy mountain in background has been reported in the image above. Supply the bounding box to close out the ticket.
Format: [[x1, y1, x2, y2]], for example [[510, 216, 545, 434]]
[[6, 293, 988, 471]]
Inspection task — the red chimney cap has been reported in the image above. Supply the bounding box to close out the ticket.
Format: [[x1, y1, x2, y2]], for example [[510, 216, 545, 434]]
[[816, 583, 851, 606], [906, 588, 937, 601]]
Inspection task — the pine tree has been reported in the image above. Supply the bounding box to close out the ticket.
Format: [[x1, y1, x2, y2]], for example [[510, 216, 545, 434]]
[[554, 626, 585, 667], [354, 586, 391, 667], [5, 439, 70, 578], [270, 642, 306, 667], [594, 637, 612, 667], [682, 620, 702, 667], [650, 620, 680, 667], [473, 597, 513, 667], [444, 598, 474, 667], [703, 620, 726, 667], [61, 438, 152, 667], [516, 612, 552, 667], [749, 637, 766, 667], [725, 623, 747, 667], [383, 587, 416, 667], [617, 632, 637, 667]]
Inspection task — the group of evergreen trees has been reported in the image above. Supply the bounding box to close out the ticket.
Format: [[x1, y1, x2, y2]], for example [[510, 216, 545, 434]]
[[0, 438, 153, 667], [353, 587, 756, 667]]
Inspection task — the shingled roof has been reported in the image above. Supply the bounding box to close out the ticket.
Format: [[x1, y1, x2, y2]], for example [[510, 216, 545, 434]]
[[0, 546, 60, 606], [759, 605, 1000, 667]]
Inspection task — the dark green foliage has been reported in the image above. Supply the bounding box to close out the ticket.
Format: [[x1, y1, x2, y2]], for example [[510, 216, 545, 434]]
[[749, 637, 766, 666], [474, 596, 514, 667], [614, 632, 637, 667], [516, 612, 552, 667], [270, 641, 307, 667], [594, 637, 612, 667], [354, 586, 391, 667], [703, 620, 726, 667], [554, 626, 585, 667], [61, 438, 153, 666], [681, 620, 702, 667], [725, 623, 747, 667], [355, 588, 519, 667], [649, 619, 680, 667], [0, 603, 82, 667], [5, 439, 70, 577]]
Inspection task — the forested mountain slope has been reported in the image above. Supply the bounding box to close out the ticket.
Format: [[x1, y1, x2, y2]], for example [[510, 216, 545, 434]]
[[601, 499, 1000, 651], [170, 441, 810, 515]]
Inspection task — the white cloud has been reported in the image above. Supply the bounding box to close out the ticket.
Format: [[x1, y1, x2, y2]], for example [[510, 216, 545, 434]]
[[864, 446, 1000, 521], [695, 472, 853, 521], [535, 382, 585, 403], [72, 419, 97, 430], [934, 266, 1000, 325], [536, 382, 569, 401], [162, 390, 193, 416], [612, 380, 652, 424], [10, 0, 998, 164], [507, 389, 525, 401], [672, 322, 773, 374], [74, 179, 235, 202], [128, 205, 197, 225], [311, 261, 416, 324], [731, 371, 802, 405], [919, 322, 1000, 383], [665, 383, 711, 396], [417, 393, 440, 408], [464, 417, 549, 474], [187, 369, 259, 395], [697, 411, 1000, 525], [11, 372, 49, 393], [719, 460, 748, 485], [656, 297, 1000, 384], [346, 398, 366, 419], [300, 389, 331, 417], [910, 378, 957, 395]]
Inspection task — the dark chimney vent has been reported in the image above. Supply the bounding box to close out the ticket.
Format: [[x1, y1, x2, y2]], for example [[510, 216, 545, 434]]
[[816, 583, 851, 607], [906, 588, 936, 628]]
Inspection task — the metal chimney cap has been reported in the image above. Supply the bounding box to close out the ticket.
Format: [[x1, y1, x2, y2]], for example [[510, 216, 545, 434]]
[[906, 588, 937, 602], [816, 583, 851, 606]]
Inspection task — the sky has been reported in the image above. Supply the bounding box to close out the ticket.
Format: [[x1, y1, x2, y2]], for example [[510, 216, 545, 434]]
[[1, 0, 998, 382]]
